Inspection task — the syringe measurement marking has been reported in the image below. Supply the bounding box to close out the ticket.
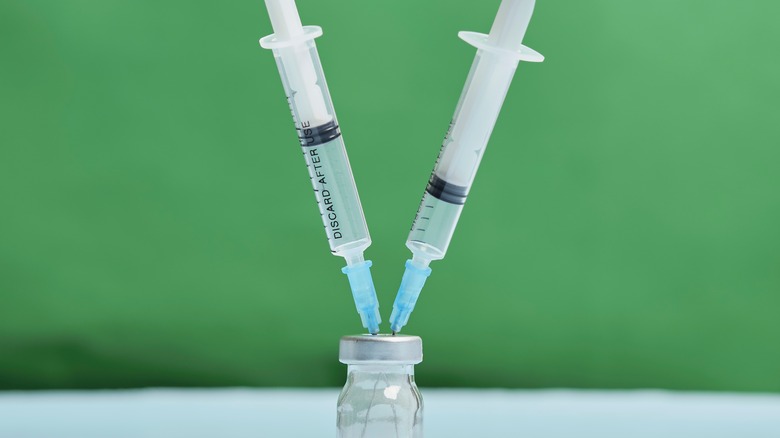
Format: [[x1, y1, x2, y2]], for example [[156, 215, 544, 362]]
[[409, 191, 428, 232], [411, 201, 434, 233]]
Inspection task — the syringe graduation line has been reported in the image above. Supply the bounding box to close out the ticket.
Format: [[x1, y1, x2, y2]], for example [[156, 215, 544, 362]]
[[260, 0, 380, 334], [390, 0, 544, 333]]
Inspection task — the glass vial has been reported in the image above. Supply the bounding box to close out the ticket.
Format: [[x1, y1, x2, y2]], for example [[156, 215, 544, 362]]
[[337, 335, 423, 438]]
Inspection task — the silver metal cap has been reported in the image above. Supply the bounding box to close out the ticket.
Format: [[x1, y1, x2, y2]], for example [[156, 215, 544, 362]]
[[339, 334, 423, 364]]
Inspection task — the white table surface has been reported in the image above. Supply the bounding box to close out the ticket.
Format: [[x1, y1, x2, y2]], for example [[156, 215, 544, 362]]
[[1, 388, 778, 437]]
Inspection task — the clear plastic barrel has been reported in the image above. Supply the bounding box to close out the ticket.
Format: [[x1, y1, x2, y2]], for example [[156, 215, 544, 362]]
[[265, 30, 370, 259], [407, 50, 518, 261]]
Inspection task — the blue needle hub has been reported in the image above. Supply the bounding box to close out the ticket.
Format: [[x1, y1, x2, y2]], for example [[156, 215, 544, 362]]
[[342, 260, 381, 334]]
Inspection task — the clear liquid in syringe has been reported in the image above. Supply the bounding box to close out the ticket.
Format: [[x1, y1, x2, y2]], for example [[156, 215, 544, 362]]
[[298, 126, 370, 256]]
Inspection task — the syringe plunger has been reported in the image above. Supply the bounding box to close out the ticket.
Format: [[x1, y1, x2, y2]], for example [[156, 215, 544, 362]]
[[264, 0, 304, 39], [487, 0, 534, 50]]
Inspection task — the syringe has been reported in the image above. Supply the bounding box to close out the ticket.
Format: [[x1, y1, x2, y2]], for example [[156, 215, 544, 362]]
[[260, 0, 380, 334], [390, 0, 544, 333]]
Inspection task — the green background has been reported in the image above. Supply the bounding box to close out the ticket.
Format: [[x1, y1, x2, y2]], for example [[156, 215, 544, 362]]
[[1, 0, 779, 391]]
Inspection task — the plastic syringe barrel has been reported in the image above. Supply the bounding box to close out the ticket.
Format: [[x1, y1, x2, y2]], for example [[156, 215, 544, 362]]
[[391, 0, 543, 333], [260, 31, 370, 258], [260, 0, 380, 333]]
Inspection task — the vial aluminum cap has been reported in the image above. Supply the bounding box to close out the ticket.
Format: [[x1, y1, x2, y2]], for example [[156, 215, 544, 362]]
[[339, 334, 423, 365]]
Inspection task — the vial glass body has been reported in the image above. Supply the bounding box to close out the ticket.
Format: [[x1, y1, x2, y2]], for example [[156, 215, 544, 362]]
[[337, 364, 423, 438]]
